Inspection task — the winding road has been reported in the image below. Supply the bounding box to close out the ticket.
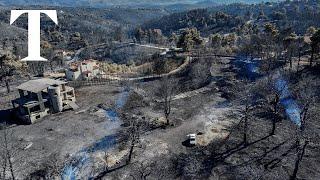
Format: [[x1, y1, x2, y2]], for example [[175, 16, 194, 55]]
[[68, 42, 237, 84]]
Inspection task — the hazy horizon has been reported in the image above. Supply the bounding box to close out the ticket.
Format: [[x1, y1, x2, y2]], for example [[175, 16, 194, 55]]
[[0, 0, 283, 7]]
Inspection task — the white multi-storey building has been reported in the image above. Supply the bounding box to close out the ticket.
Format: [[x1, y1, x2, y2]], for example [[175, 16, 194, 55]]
[[65, 59, 103, 80]]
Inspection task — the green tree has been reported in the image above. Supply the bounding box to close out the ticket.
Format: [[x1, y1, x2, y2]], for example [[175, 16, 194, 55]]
[[69, 32, 88, 50], [209, 33, 222, 49], [113, 26, 124, 42], [271, 11, 287, 21], [264, 23, 279, 37], [310, 29, 320, 66], [222, 33, 237, 47], [263, 23, 279, 71], [148, 29, 164, 45], [0, 53, 27, 93], [169, 33, 178, 47], [306, 26, 316, 36], [283, 33, 298, 69], [134, 28, 145, 44], [177, 28, 202, 51]]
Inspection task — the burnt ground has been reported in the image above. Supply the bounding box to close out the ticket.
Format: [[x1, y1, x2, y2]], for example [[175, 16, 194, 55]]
[[96, 58, 242, 179], [97, 57, 320, 180], [0, 84, 129, 178], [0, 57, 319, 179], [0, 57, 238, 179], [0, 82, 236, 179]]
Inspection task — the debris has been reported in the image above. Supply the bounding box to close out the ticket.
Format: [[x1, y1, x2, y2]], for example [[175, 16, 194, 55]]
[[69, 102, 80, 110], [24, 142, 33, 150]]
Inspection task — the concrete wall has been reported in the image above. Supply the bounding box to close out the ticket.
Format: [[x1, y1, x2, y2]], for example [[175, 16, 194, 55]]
[[66, 61, 100, 81], [17, 108, 49, 124], [66, 69, 81, 81], [48, 85, 63, 113]]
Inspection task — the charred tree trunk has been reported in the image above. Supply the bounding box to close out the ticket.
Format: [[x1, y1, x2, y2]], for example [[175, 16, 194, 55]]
[[290, 140, 308, 180], [243, 104, 249, 146], [7, 152, 14, 180], [127, 140, 135, 165], [127, 118, 141, 165], [300, 103, 309, 132], [5, 78, 10, 93], [310, 48, 314, 67], [289, 50, 293, 70], [164, 101, 171, 125], [271, 119, 276, 136], [243, 117, 248, 146], [159, 77, 176, 126], [297, 47, 301, 73], [270, 95, 279, 136], [164, 92, 172, 125], [1, 154, 7, 180]]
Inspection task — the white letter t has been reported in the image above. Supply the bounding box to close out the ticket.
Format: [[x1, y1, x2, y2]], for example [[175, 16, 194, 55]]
[[10, 10, 58, 61]]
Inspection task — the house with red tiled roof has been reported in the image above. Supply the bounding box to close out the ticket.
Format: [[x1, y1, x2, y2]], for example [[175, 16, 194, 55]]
[[65, 59, 103, 80]]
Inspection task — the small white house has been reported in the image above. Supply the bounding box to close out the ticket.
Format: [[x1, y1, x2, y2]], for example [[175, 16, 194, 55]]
[[66, 59, 102, 81]]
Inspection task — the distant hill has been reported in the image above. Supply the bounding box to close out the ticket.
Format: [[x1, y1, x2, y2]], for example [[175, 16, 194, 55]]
[[142, 8, 246, 36], [142, 0, 320, 36], [0, 0, 283, 8], [0, 5, 169, 51]]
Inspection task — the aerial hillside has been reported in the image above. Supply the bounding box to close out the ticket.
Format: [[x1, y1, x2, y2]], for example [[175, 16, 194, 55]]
[[0, 5, 169, 49], [0, 0, 320, 179], [142, 8, 245, 36], [142, 0, 320, 36]]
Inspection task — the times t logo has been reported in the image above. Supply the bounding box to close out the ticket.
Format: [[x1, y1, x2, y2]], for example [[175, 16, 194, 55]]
[[10, 10, 58, 61]]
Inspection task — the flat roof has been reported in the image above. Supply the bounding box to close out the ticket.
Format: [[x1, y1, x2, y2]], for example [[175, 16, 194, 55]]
[[16, 78, 67, 93]]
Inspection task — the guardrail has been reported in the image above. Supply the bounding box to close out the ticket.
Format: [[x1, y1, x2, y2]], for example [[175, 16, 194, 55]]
[[68, 78, 119, 88]]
